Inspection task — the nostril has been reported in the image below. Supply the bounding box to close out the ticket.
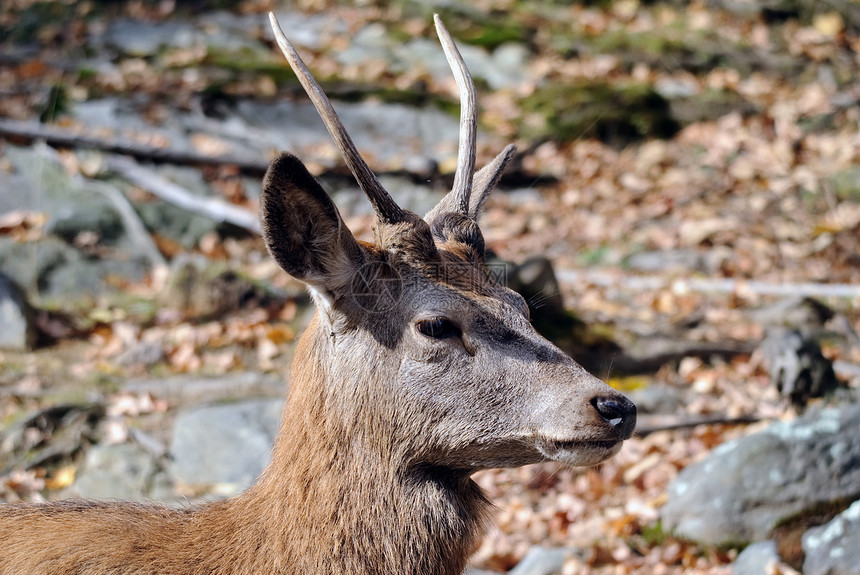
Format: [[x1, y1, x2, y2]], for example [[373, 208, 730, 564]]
[[591, 396, 637, 437]]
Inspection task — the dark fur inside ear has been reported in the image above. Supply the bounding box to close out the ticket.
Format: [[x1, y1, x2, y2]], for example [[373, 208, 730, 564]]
[[261, 152, 362, 285], [430, 212, 485, 260]]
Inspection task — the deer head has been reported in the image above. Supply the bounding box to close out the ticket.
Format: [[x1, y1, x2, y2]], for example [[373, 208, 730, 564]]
[[262, 12, 635, 475]]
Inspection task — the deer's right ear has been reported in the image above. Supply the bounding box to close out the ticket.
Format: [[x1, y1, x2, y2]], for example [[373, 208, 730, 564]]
[[261, 153, 364, 298]]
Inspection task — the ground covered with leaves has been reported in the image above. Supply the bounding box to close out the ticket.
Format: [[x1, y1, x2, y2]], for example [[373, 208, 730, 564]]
[[1, 0, 859, 573]]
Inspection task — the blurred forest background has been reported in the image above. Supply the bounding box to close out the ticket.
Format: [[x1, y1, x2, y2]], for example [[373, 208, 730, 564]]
[[1, 0, 859, 573]]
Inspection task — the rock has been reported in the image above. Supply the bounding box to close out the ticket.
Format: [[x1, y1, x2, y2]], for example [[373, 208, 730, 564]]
[[625, 249, 713, 274], [234, 99, 462, 174], [0, 271, 36, 350], [128, 165, 225, 250], [760, 328, 839, 409], [626, 383, 684, 415], [67, 442, 167, 501], [114, 342, 165, 368], [160, 254, 286, 320], [124, 372, 285, 408], [751, 297, 835, 330], [518, 81, 679, 145], [508, 546, 583, 575], [802, 499, 860, 575], [661, 404, 860, 546], [0, 145, 151, 302], [0, 404, 104, 474], [103, 19, 199, 57], [506, 257, 565, 319], [1, 145, 124, 244], [732, 540, 782, 575], [169, 399, 284, 494]]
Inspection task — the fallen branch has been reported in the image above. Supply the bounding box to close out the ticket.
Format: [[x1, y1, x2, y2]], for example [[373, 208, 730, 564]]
[[106, 155, 261, 235], [88, 178, 169, 271], [557, 269, 860, 300], [635, 413, 762, 436], [0, 118, 271, 175]]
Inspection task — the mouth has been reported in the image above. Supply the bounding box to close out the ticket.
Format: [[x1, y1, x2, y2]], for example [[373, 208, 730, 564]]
[[535, 437, 624, 467]]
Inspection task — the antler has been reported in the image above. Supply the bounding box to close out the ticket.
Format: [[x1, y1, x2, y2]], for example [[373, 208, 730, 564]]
[[434, 14, 477, 217], [268, 13, 407, 224]]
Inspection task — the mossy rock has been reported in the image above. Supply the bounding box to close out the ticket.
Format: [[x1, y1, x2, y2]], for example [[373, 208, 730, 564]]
[[392, 1, 531, 49], [519, 81, 679, 145], [828, 168, 860, 202], [669, 89, 759, 125]]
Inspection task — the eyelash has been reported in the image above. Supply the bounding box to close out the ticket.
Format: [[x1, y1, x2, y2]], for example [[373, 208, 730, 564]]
[[415, 317, 460, 339]]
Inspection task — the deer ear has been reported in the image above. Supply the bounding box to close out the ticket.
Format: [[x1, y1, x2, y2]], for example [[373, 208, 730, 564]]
[[261, 153, 364, 297], [468, 144, 516, 219]]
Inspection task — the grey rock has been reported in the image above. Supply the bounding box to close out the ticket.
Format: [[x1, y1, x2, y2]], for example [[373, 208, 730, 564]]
[[68, 442, 163, 501], [508, 546, 582, 575], [732, 540, 781, 575], [626, 249, 708, 273], [803, 499, 860, 575], [128, 165, 223, 249], [0, 271, 36, 350], [103, 19, 200, 57], [1, 145, 123, 243], [0, 145, 151, 300], [760, 328, 838, 408], [661, 404, 860, 546], [169, 399, 284, 494], [504, 257, 564, 317], [124, 372, 285, 408], [0, 236, 147, 303], [626, 383, 684, 415], [114, 342, 165, 368], [655, 78, 700, 99], [235, 99, 462, 174], [159, 254, 285, 319], [751, 297, 835, 330]]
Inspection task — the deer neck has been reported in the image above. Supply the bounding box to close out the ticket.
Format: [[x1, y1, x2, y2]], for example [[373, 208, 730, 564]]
[[242, 316, 491, 575]]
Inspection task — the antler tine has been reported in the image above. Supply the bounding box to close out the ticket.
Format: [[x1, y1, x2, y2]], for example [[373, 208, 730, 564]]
[[434, 14, 477, 218], [268, 13, 406, 224]]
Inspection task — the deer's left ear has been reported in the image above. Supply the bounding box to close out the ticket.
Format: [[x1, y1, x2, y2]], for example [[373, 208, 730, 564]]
[[261, 152, 365, 300]]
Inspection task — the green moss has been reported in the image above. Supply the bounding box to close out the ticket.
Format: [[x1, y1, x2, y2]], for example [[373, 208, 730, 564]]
[[392, 1, 531, 49], [640, 520, 668, 546], [1, 1, 72, 44], [519, 81, 679, 145], [828, 168, 860, 202], [552, 17, 760, 76], [201, 46, 299, 86], [669, 89, 757, 125]]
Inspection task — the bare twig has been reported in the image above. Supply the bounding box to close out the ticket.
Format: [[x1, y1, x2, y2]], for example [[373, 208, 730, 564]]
[[0, 118, 271, 175], [557, 269, 860, 300], [88, 179, 168, 272], [106, 155, 261, 235], [635, 413, 762, 436]]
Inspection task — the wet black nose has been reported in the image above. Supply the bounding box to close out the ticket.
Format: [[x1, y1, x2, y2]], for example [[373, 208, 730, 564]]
[[592, 396, 637, 439]]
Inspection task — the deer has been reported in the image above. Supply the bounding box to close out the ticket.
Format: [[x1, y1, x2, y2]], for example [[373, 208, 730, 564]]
[[0, 13, 636, 575]]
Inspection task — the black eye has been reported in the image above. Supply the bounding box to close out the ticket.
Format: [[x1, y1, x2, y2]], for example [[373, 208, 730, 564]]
[[415, 317, 460, 339]]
